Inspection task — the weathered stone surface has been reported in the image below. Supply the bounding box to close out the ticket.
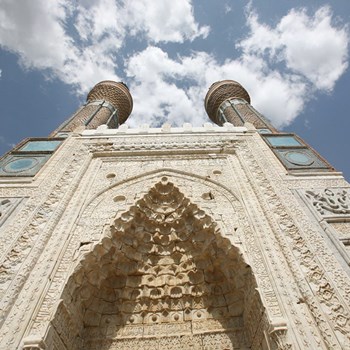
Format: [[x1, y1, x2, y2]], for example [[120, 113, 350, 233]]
[[51, 178, 258, 349], [0, 122, 349, 349]]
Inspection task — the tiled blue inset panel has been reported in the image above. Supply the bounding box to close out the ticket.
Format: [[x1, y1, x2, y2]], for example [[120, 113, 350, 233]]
[[19, 140, 61, 152], [274, 149, 329, 170], [265, 135, 302, 147], [285, 151, 313, 165], [0, 154, 51, 176]]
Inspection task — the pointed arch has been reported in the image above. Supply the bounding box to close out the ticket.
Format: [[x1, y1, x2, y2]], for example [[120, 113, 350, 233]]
[[47, 176, 266, 349], [83, 167, 242, 211]]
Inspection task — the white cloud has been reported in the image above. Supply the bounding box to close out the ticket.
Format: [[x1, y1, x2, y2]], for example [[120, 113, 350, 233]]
[[121, 0, 209, 43], [0, 1, 348, 128], [224, 4, 233, 14], [126, 47, 202, 126], [239, 6, 348, 91], [0, 69, 2, 78], [125, 5, 348, 128], [0, 0, 120, 93], [0, 0, 72, 69], [0, 0, 208, 95], [125, 46, 307, 128], [74, 0, 209, 44]]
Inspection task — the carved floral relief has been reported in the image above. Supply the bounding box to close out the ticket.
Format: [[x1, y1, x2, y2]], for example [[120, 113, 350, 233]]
[[305, 188, 350, 216]]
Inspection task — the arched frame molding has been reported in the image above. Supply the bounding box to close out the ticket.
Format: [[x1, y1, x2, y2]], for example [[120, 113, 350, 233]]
[[24, 168, 289, 349]]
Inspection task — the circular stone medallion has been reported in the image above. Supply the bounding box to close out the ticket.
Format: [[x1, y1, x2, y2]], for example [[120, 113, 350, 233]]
[[285, 151, 314, 166]]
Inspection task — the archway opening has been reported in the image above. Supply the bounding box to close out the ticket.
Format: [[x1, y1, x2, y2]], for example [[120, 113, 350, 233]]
[[49, 178, 264, 349]]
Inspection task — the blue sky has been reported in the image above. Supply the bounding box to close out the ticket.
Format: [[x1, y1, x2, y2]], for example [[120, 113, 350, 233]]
[[0, 0, 349, 179]]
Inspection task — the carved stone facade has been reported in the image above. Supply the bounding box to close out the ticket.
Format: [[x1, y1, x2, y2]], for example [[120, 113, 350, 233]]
[[49, 178, 260, 349], [1, 81, 350, 349]]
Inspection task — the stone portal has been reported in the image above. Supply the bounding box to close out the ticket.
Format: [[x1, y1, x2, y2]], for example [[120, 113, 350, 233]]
[[49, 178, 263, 349]]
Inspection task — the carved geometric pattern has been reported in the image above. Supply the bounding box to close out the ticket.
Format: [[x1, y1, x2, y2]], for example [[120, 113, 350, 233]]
[[205, 80, 250, 125], [85, 106, 113, 129], [84, 330, 246, 350], [305, 188, 350, 216], [87, 138, 238, 154], [328, 222, 350, 257], [87, 81, 133, 124], [238, 141, 350, 347], [234, 104, 268, 129], [62, 103, 100, 131], [330, 222, 350, 237], [53, 177, 260, 349], [218, 100, 270, 129], [221, 107, 244, 127], [0, 143, 87, 344]]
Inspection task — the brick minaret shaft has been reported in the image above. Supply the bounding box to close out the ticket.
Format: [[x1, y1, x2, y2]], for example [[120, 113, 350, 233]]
[[52, 81, 133, 135], [205, 80, 275, 131]]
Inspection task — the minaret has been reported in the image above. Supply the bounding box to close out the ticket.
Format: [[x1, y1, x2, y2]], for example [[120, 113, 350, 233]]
[[1, 79, 350, 350], [0, 80, 133, 177], [52, 80, 133, 135], [205, 79, 333, 173], [205, 80, 276, 132]]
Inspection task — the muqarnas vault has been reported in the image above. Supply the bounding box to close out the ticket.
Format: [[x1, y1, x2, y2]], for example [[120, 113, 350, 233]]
[[0, 80, 350, 350]]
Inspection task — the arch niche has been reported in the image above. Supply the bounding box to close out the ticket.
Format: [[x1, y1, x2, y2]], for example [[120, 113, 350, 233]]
[[48, 175, 268, 350]]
